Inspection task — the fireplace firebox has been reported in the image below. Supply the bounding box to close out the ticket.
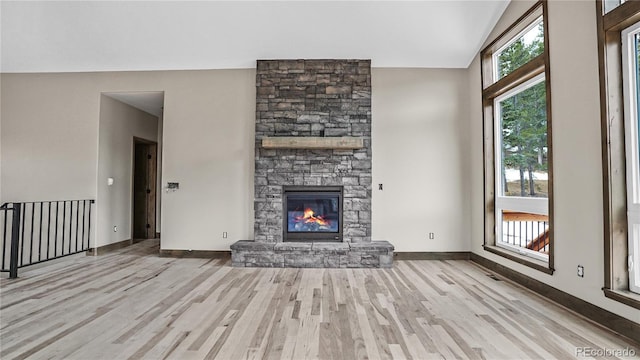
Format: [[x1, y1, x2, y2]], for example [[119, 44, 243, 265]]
[[283, 186, 343, 242]]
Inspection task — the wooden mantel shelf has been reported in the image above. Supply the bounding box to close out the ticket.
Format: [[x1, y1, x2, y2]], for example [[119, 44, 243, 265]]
[[261, 136, 364, 149]]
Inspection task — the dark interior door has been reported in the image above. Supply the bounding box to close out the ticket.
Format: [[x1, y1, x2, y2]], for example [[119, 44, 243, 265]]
[[133, 141, 156, 239]]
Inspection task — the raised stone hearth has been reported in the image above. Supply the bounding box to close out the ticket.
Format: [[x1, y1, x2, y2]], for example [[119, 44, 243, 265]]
[[231, 241, 394, 268], [231, 59, 394, 268]]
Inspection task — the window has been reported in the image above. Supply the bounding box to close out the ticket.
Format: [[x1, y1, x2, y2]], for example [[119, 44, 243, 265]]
[[495, 75, 549, 262], [621, 21, 640, 294], [481, 2, 554, 273], [604, 0, 626, 14], [495, 18, 545, 80], [597, 0, 640, 307]]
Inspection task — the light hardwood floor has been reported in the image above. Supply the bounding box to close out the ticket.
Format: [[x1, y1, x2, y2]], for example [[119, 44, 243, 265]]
[[0, 239, 637, 360]]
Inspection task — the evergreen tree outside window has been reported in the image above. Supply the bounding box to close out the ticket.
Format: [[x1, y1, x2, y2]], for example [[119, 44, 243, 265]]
[[495, 19, 544, 81]]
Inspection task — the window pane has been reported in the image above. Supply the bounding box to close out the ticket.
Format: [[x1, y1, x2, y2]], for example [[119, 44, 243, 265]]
[[496, 20, 544, 80], [636, 33, 640, 179], [604, 0, 625, 14], [498, 81, 548, 198], [627, 29, 640, 206], [631, 223, 640, 293], [622, 22, 640, 294], [630, 32, 640, 294]]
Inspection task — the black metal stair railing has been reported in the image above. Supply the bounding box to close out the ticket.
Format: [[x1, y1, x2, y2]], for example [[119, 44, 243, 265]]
[[0, 200, 94, 278]]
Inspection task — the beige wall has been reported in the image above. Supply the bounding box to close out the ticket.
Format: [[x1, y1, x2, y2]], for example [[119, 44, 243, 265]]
[[0, 74, 3, 203], [1, 67, 472, 253], [468, 0, 638, 323], [96, 95, 158, 247], [372, 68, 470, 251], [1, 74, 100, 202], [0, 70, 256, 250], [159, 71, 255, 250]]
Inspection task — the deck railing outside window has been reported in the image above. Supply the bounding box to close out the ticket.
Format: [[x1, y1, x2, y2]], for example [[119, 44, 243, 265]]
[[499, 211, 550, 259]]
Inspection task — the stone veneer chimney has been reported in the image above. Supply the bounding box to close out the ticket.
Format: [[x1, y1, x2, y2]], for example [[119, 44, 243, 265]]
[[253, 59, 372, 243]]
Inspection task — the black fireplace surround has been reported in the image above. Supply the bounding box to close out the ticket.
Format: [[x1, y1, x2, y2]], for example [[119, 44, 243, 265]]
[[283, 186, 343, 242]]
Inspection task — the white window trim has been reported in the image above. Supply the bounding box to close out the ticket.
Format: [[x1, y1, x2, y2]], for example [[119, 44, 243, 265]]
[[493, 73, 549, 262], [496, 197, 548, 215], [622, 21, 640, 294]]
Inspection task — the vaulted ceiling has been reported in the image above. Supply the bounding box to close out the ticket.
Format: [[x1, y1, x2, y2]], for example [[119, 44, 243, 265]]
[[1, 1, 509, 73]]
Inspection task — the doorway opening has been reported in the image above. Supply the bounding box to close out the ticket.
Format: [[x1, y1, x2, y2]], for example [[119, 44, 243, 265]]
[[98, 91, 164, 251], [133, 138, 157, 241]]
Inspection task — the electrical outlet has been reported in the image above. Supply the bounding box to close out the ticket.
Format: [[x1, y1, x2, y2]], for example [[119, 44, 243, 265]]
[[429, 232, 435, 240], [577, 265, 584, 278], [223, 232, 228, 238]]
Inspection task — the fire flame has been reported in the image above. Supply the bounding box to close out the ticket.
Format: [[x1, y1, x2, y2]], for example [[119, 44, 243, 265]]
[[295, 208, 329, 226]]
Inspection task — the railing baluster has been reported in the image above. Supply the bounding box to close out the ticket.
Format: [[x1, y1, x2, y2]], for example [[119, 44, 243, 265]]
[[81, 200, 86, 251], [75, 200, 80, 252], [68, 201, 73, 254], [540, 221, 543, 251], [62, 201, 67, 257], [2, 207, 8, 270], [505, 219, 510, 243], [47, 202, 52, 259], [20, 203, 26, 267], [519, 219, 523, 248], [29, 202, 35, 264], [9, 203, 22, 278], [87, 200, 93, 250], [54, 202, 59, 258], [38, 202, 43, 262], [544, 221, 548, 252]]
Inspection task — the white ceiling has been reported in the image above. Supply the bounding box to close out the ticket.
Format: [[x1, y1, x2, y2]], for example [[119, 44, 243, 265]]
[[104, 91, 164, 117], [0, 1, 509, 73]]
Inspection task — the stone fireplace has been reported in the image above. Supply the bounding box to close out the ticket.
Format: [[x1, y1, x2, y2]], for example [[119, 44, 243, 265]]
[[230, 59, 393, 268]]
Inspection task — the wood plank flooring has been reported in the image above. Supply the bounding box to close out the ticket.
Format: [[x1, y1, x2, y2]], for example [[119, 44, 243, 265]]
[[0, 239, 637, 360]]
